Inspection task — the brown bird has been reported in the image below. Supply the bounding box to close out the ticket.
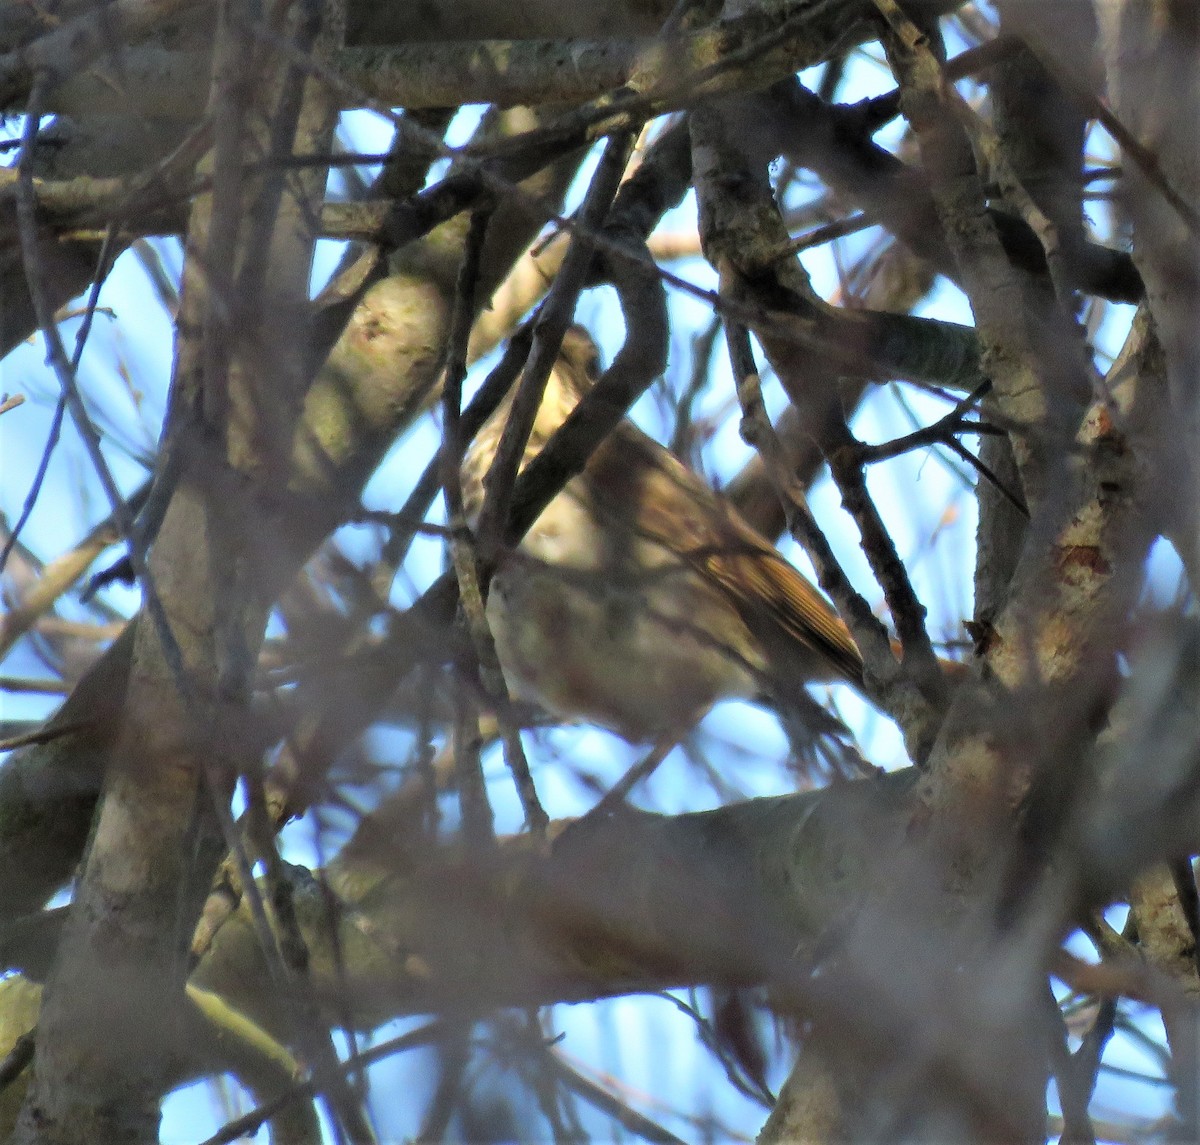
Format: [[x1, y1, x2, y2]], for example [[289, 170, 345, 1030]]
[[462, 326, 872, 743]]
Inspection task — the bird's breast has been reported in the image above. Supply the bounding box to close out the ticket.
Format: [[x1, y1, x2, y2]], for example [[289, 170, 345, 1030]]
[[486, 498, 765, 741]]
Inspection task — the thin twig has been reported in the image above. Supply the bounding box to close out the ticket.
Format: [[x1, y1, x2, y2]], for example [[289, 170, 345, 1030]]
[[0, 479, 151, 659], [857, 381, 1028, 515], [855, 382, 993, 464], [0, 676, 71, 696], [657, 990, 775, 1108], [541, 1045, 688, 1145], [943, 436, 1029, 518], [378, 323, 536, 582], [441, 208, 501, 853], [724, 315, 896, 680], [351, 509, 452, 538], [19, 47, 368, 1145], [1049, 963, 1120, 1145], [0, 718, 92, 751], [1014, 31, 1200, 239], [591, 737, 679, 817], [0, 219, 120, 578], [825, 417, 946, 696], [442, 207, 547, 841], [197, 1020, 446, 1145], [14, 80, 154, 613], [783, 210, 877, 257], [474, 128, 638, 554], [415, 1022, 472, 1143], [254, 15, 986, 403]]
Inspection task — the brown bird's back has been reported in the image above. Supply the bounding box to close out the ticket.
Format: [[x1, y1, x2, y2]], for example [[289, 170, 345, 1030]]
[[463, 327, 866, 740]]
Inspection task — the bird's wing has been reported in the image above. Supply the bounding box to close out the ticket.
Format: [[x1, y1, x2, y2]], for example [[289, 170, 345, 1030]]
[[583, 424, 866, 690]]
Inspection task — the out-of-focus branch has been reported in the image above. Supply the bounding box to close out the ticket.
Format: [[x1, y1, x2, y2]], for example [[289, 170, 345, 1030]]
[[0, 483, 149, 660], [0, 100, 588, 931], [272, 237, 669, 832], [1096, 0, 1200, 583], [0, 0, 201, 112], [43, 7, 884, 121], [12, 0, 352, 1136], [187, 774, 921, 1035], [879, 3, 1090, 519], [690, 99, 946, 755], [750, 78, 1142, 305]]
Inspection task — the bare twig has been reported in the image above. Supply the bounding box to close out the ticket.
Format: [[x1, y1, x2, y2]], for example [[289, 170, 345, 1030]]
[[197, 1020, 445, 1145], [0, 677, 71, 696], [415, 1023, 472, 1143], [1015, 31, 1200, 240], [14, 80, 153, 615], [0, 718, 92, 751], [0, 480, 151, 658], [378, 325, 535, 582], [0, 221, 121, 579], [591, 737, 680, 817], [441, 208, 501, 854], [856, 383, 993, 464], [825, 418, 947, 700], [783, 210, 877, 257], [724, 317, 896, 682], [258, 16, 987, 404], [853, 382, 1029, 517], [442, 207, 547, 841], [540, 1045, 688, 1145], [474, 129, 638, 554]]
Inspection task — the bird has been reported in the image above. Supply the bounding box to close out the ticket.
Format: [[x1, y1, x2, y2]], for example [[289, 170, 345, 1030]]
[[460, 325, 887, 743]]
